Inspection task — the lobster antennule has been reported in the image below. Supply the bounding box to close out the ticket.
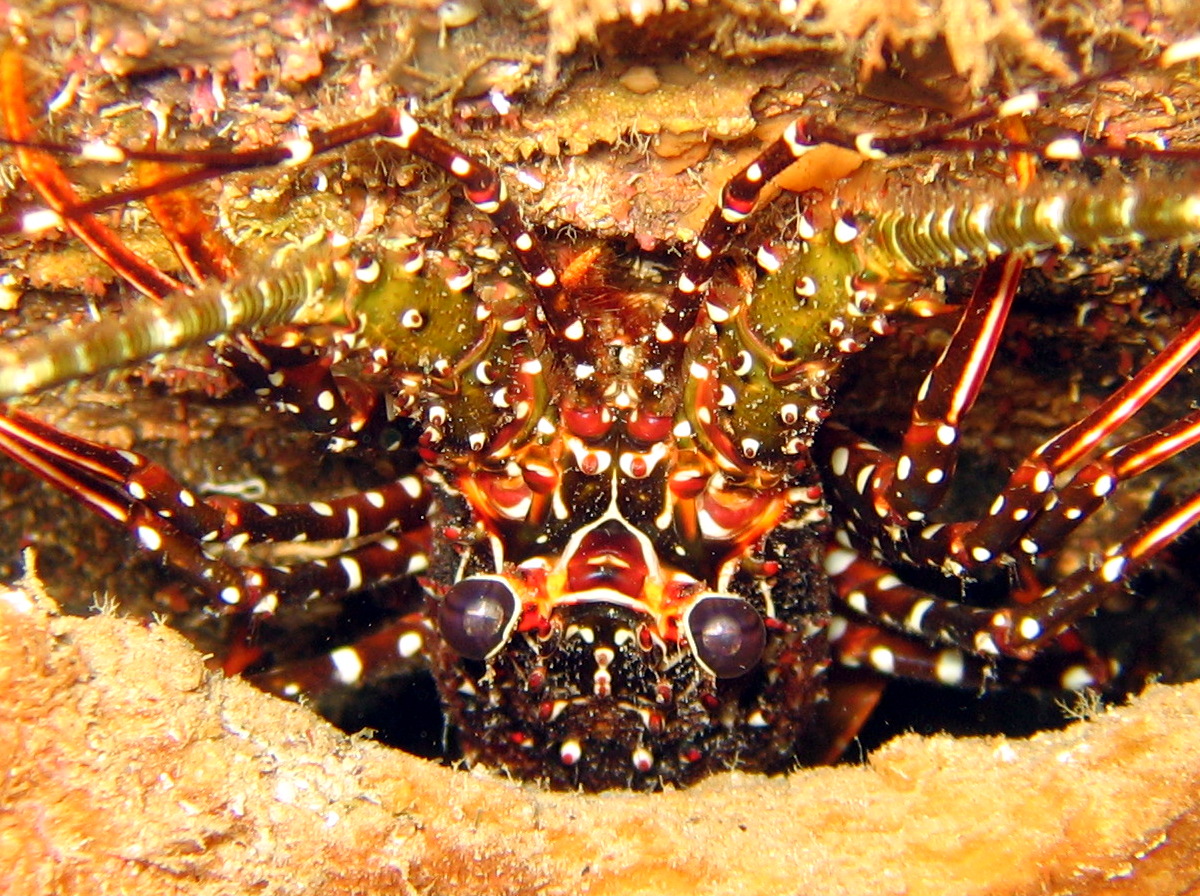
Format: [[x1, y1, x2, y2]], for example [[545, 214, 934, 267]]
[[0, 245, 354, 399], [869, 183, 1200, 274]]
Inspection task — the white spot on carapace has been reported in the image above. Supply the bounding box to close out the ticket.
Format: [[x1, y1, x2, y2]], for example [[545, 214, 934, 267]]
[[560, 739, 582, 765], [854, 132, 886, 160], [833, 215, 858, 243]]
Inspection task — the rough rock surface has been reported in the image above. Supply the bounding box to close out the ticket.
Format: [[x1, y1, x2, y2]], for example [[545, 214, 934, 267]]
[[4, 580, 1200, 895]]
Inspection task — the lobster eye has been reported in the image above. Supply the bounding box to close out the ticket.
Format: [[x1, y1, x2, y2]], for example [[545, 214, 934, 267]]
[[684, 595, 765, 678], [437, 576, 520, 660]]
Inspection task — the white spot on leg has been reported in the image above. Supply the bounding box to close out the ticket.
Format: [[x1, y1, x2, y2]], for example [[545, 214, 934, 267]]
[[340, 556, 364, 591], [397, 631, 424, 658], [21, 208, 64, 233], [137, 525, 163, 552], [935, 649, 965, 685], [330, 646, 364, 684], [560, 739, 582, 766], [824, 548, 857, 576], [868, 645, 895, 674], [905, 598, 933, 633], [830, 446, 850, 477], [1061, 665, 1096, 691], [855, 464, 876, 496], [1101, 555, 1127, 583], [998, 92, 1040, 118]]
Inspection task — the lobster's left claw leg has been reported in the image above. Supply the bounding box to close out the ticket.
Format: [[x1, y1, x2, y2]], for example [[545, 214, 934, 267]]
[[0, 408, 433, 614]]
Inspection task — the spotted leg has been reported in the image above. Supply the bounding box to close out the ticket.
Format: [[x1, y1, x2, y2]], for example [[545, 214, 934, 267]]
[[243, 612, 432, 699], [817, 304, 1200, 684], [218, 335, 389, 452], [825, 483, 1200, 669], [824, 549, 1112, 689], [814, 254, 1024, 543], [0, 408, 432, 615], [819, 250, 1200, 573]]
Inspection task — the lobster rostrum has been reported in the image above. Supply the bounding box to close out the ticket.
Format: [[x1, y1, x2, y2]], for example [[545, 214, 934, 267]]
[[3, 38, 1200, 791]]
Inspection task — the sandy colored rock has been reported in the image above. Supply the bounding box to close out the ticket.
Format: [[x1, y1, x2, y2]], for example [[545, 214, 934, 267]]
[[3, 579, 1200, 895]]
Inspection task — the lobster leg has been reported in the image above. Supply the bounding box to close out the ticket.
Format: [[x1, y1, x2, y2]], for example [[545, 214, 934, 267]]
[[829, 615, 988, 690], [819, 256, 1200, 568], [828, 610, 1107, 690], [0, 408, 431, 614], [824, 545, 1111, 684], [1022, 410, 1200, 551], [820, 302, 1200, 667], [884, 255, 1023, 522], [0, 49, 188, 300], [948, 311, 1200, 566], [831, 487, 1200, 664], [244, 612, 432, 697], [219, 336, 389, 450], [991, 490, 1200, 658], [813, 254, 1022, 541]]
